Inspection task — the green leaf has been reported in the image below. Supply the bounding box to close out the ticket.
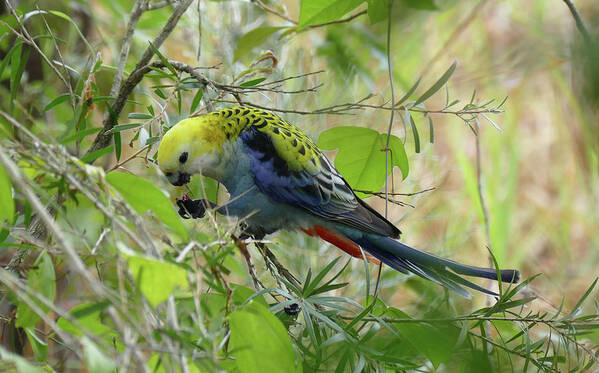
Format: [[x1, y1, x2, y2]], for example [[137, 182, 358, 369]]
[[428, 116, 434, 143], [234, 27, 285, 61], [366, 0, 390, 24], [60, 127, 101, 144], [46, 10, 94, 52], [126, 253, 189, 307], [82, 337, 116, 373], [386, 307, 455, 368], [106, 172, 188, 240], [240, 78, 267, 87], [410, 116, 420, 153], [232, 284, 268, 307], [190, 89, 203, 113], [384, 133, 409, 180], [43, 93, 71, 112], [16, 251, 55, 328], [229, 302, 302, 373], [317, 126, 409, 198], [105, 123, 143, 134], [80, 145, 113, 164], [188, 174, 218, 203], [570, 277, 598, 316], [149, 41, 177, 76], [10, 43, 30, 113], [24, 328, 47, 362], [303, 257, 341, 296], [114, 131, 122, 161], [0, 345, 44, 373], [403, 0, 438, 10], [298, 0, 364, 27], [0, 162, 14, 243], [414, 61, 457, 105], [128, 112, 153, 120], [57, 302, 114, 337]]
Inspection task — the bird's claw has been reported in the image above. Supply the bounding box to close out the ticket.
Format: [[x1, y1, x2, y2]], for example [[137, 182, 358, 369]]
[[176, 195, 207, 219]]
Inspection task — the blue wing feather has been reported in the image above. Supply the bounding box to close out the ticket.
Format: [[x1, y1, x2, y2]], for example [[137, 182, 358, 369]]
[[240, 124, 401, 238]]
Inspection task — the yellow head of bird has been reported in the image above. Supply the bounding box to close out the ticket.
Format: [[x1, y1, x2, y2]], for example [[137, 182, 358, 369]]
[[157, 115, 228, 186]]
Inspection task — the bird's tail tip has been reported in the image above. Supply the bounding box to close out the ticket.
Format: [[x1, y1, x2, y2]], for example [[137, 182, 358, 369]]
[[499, 269, 520, 283]]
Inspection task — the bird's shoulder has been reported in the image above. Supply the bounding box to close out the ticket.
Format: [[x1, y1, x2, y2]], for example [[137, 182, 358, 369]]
[[216, 107, 323, 174]]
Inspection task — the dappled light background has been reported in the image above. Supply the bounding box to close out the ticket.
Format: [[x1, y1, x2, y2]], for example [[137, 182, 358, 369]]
[[2, 0, 599, 370], [136, 0, 599, 311], [43, 0, 599, 327]]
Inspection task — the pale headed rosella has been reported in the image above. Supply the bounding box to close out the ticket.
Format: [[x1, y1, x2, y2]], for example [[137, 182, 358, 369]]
[[157, 107, 520, 297]]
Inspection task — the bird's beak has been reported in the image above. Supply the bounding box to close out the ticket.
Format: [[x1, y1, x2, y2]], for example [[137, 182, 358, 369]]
[[165, 171, 191, 186]]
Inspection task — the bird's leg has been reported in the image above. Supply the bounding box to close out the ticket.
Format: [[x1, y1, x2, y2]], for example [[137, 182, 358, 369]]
[[238, 222, 267, 241]]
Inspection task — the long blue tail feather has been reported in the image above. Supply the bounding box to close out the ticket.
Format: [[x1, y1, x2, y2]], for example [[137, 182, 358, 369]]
[[352, 235, 520, 297]]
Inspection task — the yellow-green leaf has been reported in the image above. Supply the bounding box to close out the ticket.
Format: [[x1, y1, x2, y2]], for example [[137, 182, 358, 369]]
[[106, 172, 188, 240], [298, 0, 364, 27], [318, 126, 409, 198], [126, 254, 189, 307], [0, 162, 14, 242], [234, 26, 285, 61], [229, 302, 302, 373]]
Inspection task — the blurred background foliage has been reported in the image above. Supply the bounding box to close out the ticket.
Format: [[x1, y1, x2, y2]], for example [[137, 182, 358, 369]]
[[0, 0, 599, 371]]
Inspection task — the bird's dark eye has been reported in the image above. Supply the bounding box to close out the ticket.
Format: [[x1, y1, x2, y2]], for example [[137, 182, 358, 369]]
[[179, 152, 188, 164]]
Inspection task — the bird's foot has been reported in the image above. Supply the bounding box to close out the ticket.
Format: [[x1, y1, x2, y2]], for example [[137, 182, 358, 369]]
[[176, 195, 210, 219]]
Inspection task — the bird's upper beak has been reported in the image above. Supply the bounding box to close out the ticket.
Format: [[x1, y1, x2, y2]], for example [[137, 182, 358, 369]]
[[165, 171, 191, 186]]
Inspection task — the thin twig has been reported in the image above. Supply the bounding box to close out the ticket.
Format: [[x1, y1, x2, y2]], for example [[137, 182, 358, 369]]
[[353, 187, 436, 197], [255, 242, 302, 290], [308, 10, 367, 29], [232, 235, 265, 290], [110, 0, 149, 98], [251, 0, 296, 24], [88, 0, 194, 154]]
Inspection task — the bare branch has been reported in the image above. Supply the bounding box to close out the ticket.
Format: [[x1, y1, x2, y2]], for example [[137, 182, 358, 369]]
[[308, 9, 367, 29], [110, 0, 149, 98], [251, 0, 296, 24], [89, 0, 194, 154]]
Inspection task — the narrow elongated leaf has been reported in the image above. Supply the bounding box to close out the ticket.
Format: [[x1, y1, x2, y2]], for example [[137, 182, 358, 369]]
[[43, 93, 71, 112], [240, 78, 267, 87], [0, 162, 14, 242], [304, 257, 341, 296], [128, 112, 153, 120], [149, 41, 177, 76], [190, 89, 203, 113], [410, 116, 420, 153], [396, 77, 421, 107], [105, 123, 143, 134], [114, 131, 122, 161], [60, 127, 101, 144], [80, 146, 113, 164], [106, 172, 188, 240], [414, 61, 457, 105]]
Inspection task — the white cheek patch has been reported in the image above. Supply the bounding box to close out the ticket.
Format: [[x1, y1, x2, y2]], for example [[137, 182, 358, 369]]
[[190, 151, 221, 177]]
